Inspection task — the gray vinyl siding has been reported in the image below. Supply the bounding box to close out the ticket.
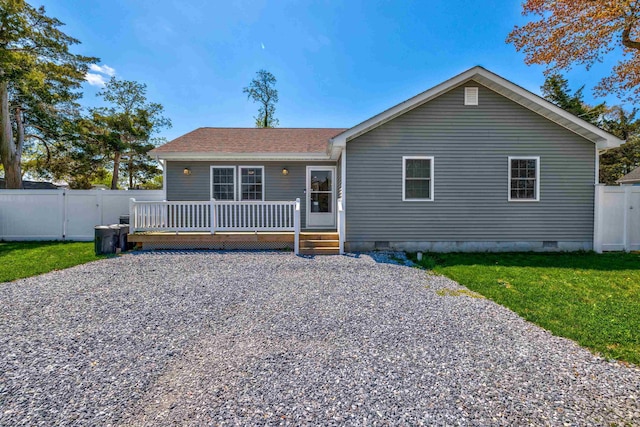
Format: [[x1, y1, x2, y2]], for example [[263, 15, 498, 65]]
[[345, 81, 596, 248], [166, 161, 335, 229]]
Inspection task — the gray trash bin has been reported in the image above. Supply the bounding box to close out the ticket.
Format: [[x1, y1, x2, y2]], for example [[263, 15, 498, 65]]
[[119, 215, 129, 225], [109, 224, 122, 252], [108, 224, 131, 252], [117, 224, 130, 251], [95, 225, 116, 255]]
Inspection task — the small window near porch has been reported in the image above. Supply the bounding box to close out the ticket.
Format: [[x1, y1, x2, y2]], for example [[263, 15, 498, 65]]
[[403, 156, 434, 201], [211, 167, 236, 200], [239, 166, 264, 200]]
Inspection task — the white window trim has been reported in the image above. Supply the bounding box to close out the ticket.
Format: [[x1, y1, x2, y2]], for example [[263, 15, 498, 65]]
[[238, 165, 265, 201], [508, 156, 540, 202], [402, 156, 434, 202], [210, 166, 237, 201]]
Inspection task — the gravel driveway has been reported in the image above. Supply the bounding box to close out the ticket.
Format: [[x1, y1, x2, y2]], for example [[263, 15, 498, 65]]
[[0, 251, 638, 426]]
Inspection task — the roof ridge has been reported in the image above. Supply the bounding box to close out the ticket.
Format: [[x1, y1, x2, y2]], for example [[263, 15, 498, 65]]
[[150, 127, 346, 156]]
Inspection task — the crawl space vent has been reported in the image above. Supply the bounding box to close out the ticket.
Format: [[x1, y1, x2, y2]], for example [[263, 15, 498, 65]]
[[375, 241, 390, 250], [464, 87, 479, 106]]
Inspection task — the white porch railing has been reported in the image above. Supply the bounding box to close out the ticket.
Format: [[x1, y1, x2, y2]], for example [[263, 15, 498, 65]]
[[129, 198, 302, 254], [213, 200, 296, 231], [129, 200, 212, 232]]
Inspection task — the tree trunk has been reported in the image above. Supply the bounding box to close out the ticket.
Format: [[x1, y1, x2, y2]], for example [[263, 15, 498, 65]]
[[0, 81, 22, 189], [128, 158, 133, 189], [111, 150, 120, 190]]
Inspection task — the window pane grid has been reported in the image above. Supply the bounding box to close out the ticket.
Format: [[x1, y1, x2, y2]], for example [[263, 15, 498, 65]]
[[240, 167, 263, 201], [510, 159, 537, 200], [404, 158, 432, 200], [212, 168, 235, 200]]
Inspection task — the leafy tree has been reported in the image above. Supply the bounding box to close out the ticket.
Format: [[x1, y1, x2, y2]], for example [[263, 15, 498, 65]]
[[507, 1, 640, 101], [139, 173, 163, 190], [94, 78, 171, 189], [0, 0, 96, 188], [25, 116, 108, 189], [243, 69, 279, 128], [119, 137, 166, 189]]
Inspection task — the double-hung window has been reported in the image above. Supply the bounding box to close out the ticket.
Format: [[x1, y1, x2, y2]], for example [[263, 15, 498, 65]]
[[508, 156, 539, 201], [403, 156, 434, 201], [239, 166, 264, 201], [211, 167, 236, 200], [211, 166, 265, 201]]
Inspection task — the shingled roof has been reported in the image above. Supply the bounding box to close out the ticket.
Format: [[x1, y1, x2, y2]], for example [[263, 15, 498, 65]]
[[616, 166, 640, 184], [150, 128, 347, 155]]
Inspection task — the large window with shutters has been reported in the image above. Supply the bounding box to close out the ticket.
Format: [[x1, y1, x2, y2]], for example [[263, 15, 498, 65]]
[[402, 156, 434, 201], [210, 166, 236, 200], [508, 156, 540, 201]]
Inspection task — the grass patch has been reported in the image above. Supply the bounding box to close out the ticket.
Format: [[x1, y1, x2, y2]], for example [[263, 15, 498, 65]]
[[0, 241, 107, 283], [410, 252, 640, 365]]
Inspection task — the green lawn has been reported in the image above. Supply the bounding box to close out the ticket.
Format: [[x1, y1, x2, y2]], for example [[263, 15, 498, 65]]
[[410, 252, 640, 365], [0, 241, 107, 283]]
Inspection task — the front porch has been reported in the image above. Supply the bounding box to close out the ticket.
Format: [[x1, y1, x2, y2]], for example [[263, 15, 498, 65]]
[[128, 199, 344, 255], [127, 231, 339, 254]]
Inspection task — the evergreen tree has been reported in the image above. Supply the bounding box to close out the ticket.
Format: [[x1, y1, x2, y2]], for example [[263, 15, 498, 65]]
[[0, 0, 96, 188], [94, 78, 170, 189], [541, 75, 640, 185], [541, 74, 605, 125]]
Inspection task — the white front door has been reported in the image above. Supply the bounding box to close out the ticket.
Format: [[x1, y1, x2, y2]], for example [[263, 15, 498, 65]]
[[306, 166, 336, 229]]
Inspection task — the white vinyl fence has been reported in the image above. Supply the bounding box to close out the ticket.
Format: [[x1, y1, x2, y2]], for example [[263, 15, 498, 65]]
[[0, 189, 164, 241], [594, 184, 640, 252]]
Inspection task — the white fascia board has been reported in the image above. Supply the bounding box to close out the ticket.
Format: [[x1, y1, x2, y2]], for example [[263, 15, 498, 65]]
[[330, 66, 624, 150], [328, 142, 343, 160], [152, 152, 335, 162]]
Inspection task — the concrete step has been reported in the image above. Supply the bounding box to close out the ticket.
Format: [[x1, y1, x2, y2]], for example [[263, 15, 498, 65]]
[[300, 239, 339, 248]]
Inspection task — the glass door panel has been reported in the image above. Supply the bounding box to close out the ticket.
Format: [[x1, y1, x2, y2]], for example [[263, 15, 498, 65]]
[[307, 167, 335, 228]]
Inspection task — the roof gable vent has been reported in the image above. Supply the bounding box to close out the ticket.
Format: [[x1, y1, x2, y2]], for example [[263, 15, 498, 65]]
[[464, 87, 479, 106]]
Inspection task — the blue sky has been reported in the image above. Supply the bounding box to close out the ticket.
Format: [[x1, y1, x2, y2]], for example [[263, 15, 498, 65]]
[[39, 0, 623, 142]]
